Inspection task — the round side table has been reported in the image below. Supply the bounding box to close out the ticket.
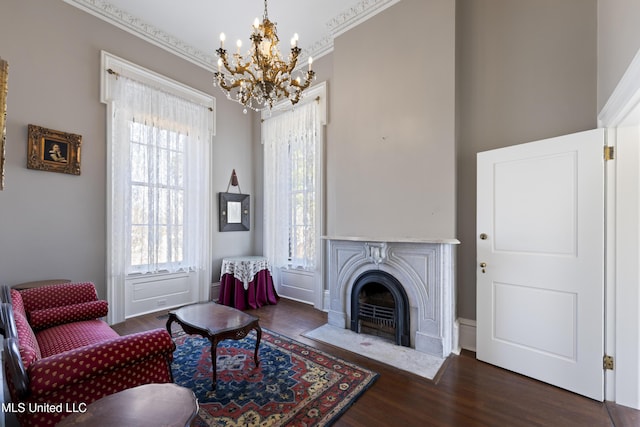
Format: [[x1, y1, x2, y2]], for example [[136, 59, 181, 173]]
[[57, 383, 198, 427]]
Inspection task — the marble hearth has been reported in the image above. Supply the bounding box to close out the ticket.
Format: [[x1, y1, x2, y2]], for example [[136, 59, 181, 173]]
[[324, 236, 459, 358]]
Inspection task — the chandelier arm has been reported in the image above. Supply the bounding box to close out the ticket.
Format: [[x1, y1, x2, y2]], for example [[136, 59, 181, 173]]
[[289, 71, 316, 89], [284, 49, 301, 73], [232, 55, 254, 73], [289, 94, 303, 105], [217, 48, 260, 78], [217, 50, 241, 76], [215, 78, 242, 92], [219, 55, 248, 77], [271, 57, 298, 75], [237, 66, 260, 83], [218, 65, 263, 94]]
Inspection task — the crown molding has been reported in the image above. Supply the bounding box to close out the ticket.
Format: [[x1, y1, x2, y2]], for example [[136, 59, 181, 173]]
[[305, 35, 334, 62], [63, 0, 216, 70], [328, 0, 402, 38], [64, 0, 401, 70]]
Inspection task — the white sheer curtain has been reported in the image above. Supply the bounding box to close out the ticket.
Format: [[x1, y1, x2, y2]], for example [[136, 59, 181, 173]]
[[263, 101, 319, 281], [108, 76, 212, 290]]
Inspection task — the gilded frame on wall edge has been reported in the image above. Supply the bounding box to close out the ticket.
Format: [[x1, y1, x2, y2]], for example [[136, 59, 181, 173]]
[[0, 57, 8, 190]]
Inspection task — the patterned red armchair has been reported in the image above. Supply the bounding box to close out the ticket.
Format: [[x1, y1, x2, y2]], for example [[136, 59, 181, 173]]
[[1, 282, 175, 426]]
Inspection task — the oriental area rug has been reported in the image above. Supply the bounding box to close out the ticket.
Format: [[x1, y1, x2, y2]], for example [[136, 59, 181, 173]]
[[171, 329, 379, 426]]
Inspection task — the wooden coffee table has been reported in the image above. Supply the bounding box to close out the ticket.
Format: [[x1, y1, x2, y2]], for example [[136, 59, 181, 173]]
[[166, 302, 262, 390]]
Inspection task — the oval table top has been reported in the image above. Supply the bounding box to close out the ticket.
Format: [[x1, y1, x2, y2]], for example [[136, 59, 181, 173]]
[[57, 383, 198, 427]]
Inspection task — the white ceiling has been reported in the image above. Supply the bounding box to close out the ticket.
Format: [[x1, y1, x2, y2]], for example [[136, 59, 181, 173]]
[[64, 0, 400, 70]]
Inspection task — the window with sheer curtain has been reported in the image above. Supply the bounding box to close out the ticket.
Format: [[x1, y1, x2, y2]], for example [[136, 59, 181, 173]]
[[263, 101, 320, 272], [128, 121, 187, 272], [109, 76, 212, 276]]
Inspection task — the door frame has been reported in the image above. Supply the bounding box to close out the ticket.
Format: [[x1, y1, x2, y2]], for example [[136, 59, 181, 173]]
[[599, 48, 640, 408]]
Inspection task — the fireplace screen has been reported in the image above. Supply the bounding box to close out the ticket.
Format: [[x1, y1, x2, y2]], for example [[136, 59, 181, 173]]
[[350, 271, 410, 347]]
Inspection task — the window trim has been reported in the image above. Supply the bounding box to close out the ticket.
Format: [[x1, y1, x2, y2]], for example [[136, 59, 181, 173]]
[[101, 51, 215, 323], [260, 81, 327, 125], [262, 81, 327, 309], [101, 51, 215, 135]]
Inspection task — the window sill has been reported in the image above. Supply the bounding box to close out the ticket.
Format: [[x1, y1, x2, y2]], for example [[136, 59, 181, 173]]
[[126, 270, 190, 280]]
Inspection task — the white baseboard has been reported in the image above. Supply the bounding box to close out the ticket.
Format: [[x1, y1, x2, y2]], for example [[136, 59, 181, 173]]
[[210, 281, 220, 301], [458, 317, 477, 352]]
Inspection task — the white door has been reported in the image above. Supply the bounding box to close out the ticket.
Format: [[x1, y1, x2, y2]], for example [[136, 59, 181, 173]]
[[476, 129, 605, 401]]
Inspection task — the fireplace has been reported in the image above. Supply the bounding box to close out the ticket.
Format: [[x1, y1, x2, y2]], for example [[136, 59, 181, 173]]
[[350, 270, 410, 347], [324, 236, 459, 358]]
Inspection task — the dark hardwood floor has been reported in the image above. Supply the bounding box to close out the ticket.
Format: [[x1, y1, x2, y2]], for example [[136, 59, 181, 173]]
[[112, 298, 640, 427]]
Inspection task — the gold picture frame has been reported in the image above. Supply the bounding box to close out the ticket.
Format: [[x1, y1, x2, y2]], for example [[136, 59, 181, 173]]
[[27, 124, 82, 175], [0, 58, 8, 190]]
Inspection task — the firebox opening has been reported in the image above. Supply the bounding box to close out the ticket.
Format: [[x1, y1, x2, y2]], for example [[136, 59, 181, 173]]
[[350, 271, 410, 348], [358, 282, 396, 342]]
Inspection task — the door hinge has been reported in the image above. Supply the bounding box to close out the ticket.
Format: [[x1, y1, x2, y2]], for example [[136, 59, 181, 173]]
[[603, 354, 614, 370], [604, 146, 615, 161]]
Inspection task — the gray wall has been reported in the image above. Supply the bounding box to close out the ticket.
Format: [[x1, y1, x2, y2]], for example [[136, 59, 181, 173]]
[[0, 0, 254, 298], [597, 0, 640, 111], [452, 0, 640, 321], [328, 0, 456, 240], [455, 0, 597, 319], [322, 0, 598, 320]]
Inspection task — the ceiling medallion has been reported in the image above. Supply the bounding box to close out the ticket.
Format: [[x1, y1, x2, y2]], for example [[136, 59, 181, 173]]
[[214, 0, 315, 113]]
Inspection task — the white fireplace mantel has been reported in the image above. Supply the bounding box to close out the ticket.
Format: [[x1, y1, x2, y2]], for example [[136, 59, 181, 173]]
[[324, 236, 459, 358], [322, 235, 460, 244]]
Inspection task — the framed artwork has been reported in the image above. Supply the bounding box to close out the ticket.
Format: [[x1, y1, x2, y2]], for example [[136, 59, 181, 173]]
[[27, 124, 82, 175], [219, 192, 250, 231], [0, 57, 7, 190]]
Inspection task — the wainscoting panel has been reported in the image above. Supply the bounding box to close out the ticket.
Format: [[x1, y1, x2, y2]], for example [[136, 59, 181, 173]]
[[125, 272, 196, 318], [279, 269, 315, 304]]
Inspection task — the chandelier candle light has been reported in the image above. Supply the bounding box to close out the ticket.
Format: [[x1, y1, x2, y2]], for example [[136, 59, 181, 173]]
[[214, 0, 315, 113]]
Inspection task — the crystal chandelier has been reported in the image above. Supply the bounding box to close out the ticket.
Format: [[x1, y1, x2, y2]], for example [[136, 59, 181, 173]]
[[213, 0, 315, 113]]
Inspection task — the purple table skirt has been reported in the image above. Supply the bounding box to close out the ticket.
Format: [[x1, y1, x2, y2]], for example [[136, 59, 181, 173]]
[[218, 269, 279, 310]]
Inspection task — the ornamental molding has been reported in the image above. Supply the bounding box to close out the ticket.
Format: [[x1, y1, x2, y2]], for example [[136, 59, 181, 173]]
[[63, 0, 216, 69], [64, 0, 401, 70], [304, 35, 334, 63], [327, 0, 401, 38]]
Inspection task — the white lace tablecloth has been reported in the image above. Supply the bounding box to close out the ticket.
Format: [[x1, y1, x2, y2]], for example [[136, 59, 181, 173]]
[[221, 256, 271, 290]]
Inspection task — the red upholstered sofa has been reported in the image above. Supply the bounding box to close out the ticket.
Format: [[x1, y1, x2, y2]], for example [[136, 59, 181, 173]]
[[1, 282, 175, 426]]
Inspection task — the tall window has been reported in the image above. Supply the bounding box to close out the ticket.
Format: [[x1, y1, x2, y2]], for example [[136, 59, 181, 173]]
[[129, 122, 187, 272], [288, 133, 316, 267], [101, 54, 214, 325], [108, 75, 212, 278], [263, 100, 320, 271]]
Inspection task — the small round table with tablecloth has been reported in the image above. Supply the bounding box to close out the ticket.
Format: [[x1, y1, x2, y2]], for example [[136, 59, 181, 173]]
[[218, 256, 278, 310]]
